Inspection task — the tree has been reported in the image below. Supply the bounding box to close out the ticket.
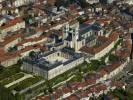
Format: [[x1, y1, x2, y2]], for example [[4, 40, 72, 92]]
[[109, 54, 119, 62], [75, 72, 82, 82], [55, 0, 67, 8], [89, 60, 100, 70], [44, 89, 47, 95], [0, 66, 4, 71], [99, 59, 106, 66], [88, 59, 106, 71], [17, 59, 22, 65], [29, 51, 35, 57], [0, 84, 15, 100], [78, 66, 82, 73], [78, 0, 89, 8], [45, 80, 53, 94], [15, 93, 24, 100]]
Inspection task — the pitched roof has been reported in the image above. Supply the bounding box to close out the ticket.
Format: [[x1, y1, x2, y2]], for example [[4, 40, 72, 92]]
[[0, 17, 24, 30], [0, 33, 23, 46]]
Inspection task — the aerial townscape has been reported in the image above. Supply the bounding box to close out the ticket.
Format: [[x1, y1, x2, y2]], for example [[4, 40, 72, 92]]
[[0, 0, 133, 100]]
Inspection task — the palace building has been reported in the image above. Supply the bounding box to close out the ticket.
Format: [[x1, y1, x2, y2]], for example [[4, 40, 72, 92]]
[[21, 20, 112, 80], [21, 48, 84, 79]]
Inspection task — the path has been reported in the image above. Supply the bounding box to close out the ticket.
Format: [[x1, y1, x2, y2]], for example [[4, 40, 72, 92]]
[[5, 74, 33, 88]]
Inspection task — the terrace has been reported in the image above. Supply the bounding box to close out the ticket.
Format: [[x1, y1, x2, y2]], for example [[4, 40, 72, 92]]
[[0, 64, 21, 81], [9, 76, 42, 92], [0, 73, 25, 86]]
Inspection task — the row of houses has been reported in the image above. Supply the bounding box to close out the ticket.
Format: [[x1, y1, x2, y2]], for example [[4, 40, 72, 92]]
[[36, 27, 132, 99], [80, 31, 120, 60], [36, 56, 129, 100], [0, 17, 25, 39], [37, 80, 125, 100], [0, 44, 48, 67]]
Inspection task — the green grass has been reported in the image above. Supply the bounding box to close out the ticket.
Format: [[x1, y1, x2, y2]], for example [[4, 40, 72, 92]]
[[9, 76, 42, 92], [68, 76, 81, 83], [108, 54, 119, 63], [101, 38, 123, 61], [112, 89, 125, 99], [0, 73, 24, 85], [22, 63, 85, 95], [0, 64, 21, 81]]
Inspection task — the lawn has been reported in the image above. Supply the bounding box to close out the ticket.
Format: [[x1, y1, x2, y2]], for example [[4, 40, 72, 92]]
[[0, 64, 21, 81], [9, 76, 42, 92], [68, 75, 81, 83], [0, 73, 24, 85]]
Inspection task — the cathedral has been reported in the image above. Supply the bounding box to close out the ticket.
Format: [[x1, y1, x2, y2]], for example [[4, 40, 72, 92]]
[[63, 21, 85, 51], [63, 20, 103, 51]]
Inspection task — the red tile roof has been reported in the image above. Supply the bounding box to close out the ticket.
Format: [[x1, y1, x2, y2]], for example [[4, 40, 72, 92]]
[[99, 63, 122, 74], [0, 52, 19, 62], [36, 95, 50, 100], [62, 87, 72, 94], [0, 33, 23, 46], [80, 31, 119, 55], [80, 36, 112, 55], [17, 35, 48, 47], [0, 17, 24, 30], [111, 81, 125, 88], [66, 94, 79, 100]]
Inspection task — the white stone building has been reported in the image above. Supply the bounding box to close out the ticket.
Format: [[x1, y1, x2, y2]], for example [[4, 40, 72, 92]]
[[86, 0, 99, 4], [13, 0, 36, 7], [63, 21, 103, 51], [21, 49, 84, 80], [0, 17, 25, 39]]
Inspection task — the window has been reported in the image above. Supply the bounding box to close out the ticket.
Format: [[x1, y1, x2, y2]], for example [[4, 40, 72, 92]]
[[58, 53, 60, 56]]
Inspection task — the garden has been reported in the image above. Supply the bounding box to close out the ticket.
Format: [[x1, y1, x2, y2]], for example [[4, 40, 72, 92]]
[[0, 73, 25, 86]]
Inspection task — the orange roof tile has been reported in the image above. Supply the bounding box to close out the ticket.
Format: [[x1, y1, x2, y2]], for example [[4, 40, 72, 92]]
[[0, 33, 23, 46], [0, 17, 24, 30]]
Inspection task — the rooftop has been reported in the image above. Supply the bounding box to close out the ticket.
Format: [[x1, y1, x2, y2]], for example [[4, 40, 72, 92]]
[[23, 48, 83, 71], [79, 22, 102, 35]]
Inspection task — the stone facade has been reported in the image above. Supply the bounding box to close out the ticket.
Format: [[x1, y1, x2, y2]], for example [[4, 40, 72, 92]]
[[21, 49, 84, 79]]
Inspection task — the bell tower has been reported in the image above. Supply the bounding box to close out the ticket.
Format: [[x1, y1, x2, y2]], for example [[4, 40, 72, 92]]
[[72, 25, 79, 50], [63, 21, 82, 51], [63, 23, 69, 40]]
